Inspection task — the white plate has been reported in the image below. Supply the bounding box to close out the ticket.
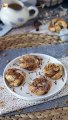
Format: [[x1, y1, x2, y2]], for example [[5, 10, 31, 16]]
[[3, 53, 67, 101]]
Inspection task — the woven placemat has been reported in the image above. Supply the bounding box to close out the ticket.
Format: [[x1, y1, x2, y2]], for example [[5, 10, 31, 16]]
[[0, 107, 68, 120], [0, 34, 61, 50]]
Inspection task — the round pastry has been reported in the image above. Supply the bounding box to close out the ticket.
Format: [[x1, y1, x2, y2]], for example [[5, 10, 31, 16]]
[[43, 63, 64, 80], [54, 25, 61, 33], [48, 18, 59, 32], [48, 24, 56, 32], [51, 18, 59, 26], [67, 22, 68, 28], [48, 18, 67, 33], [5, 68, 26, 87], [19, 55, 42, 71], [29, 76, 51, 96], [55, 20, 67, 28]]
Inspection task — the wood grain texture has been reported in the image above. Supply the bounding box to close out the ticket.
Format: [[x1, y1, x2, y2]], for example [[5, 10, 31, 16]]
[[0, 34, 61, 50]]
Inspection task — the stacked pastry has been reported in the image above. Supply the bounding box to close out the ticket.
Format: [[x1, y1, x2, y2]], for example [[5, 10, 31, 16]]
[[48, 18, 68, 33]]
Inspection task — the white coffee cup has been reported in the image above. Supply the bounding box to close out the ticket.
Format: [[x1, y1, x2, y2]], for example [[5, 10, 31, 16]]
[[0, 0, 38, 27]]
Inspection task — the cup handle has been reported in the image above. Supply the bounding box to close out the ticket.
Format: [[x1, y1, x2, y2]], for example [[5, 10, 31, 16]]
[[28, 6, 39, 20]]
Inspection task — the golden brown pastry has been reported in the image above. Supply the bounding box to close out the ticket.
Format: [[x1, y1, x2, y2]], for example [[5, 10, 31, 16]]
[[51, 18, 59, 26], [48, 24, 56, 32], [29, 76, 51, 96], [48, 18, 59, 32], [5, 68, 26, 87], [67, 22, 68, 28], [43, 63, 64, 80], [55, 25, 61, 33], [55, 20, 67, 29], [19, 55, 42, 71], [48, 18, 67, 33]]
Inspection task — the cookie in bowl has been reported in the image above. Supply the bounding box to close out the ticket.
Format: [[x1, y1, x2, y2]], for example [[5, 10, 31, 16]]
[[43, 63, 64, 80], [19, 55, 42, 71], [5, 68, 26, 87], [48, 18, 67, 33], [29, 76, 52, 96]]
